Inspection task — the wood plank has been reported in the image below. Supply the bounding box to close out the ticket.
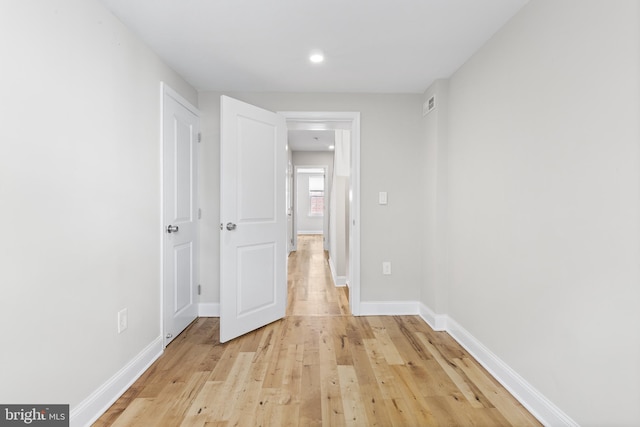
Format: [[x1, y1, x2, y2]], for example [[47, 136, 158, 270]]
[[347, 332, 394, 427], [455, 356, 541, 426], [337, 365, 368, 426], [367, 317, 405, 365], [319, 325, 346, 427], [139, 371, 210, 426], [180, 381, 223, 427], [298, 363, 322, 426], [388, 365, 439, 425], [416, 331, 487, 409], [108, 398, 154, 427], [362, 338, 405, 400]]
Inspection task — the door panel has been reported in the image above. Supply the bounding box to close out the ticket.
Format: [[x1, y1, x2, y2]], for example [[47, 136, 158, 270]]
[[162, 85, 199, 347], [237, 243, 276, 315], [174, 242, 193, 311], [237, 117, 276, 220], [220, 95, 287, 343]]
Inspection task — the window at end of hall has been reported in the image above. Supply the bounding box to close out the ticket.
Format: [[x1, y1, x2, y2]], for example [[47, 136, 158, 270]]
[[309, 175, 324, 217]]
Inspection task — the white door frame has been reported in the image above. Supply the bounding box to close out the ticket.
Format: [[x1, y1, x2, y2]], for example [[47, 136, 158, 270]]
[[160, 82, 200, 348], [279, 111, 361, 316]]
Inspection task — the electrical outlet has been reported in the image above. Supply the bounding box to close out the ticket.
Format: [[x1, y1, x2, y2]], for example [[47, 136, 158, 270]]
[[382, 262, 392, 275], [117, 308, 128, 334]]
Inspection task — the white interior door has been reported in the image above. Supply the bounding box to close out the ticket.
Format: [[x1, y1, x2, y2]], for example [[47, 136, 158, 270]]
[[162, 84, 199, 347], [220, 96, 287, 343]]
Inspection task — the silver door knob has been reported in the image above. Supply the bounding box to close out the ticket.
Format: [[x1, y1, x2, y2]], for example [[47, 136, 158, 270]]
[[226, 222, 237, 231], [167, 225, 179, 233]]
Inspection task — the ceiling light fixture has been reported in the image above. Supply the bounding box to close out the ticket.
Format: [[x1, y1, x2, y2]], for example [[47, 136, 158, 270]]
[[309, 50, 324, 64], [329, 145, 335, 150]]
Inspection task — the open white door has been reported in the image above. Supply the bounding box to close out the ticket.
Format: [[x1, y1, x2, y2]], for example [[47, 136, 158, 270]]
[[162, 84, 199, 347], [220, 96, 287, 343]]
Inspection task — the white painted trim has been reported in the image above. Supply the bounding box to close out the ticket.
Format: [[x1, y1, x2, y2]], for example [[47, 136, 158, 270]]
[[297, 230, 323, 235], [327, 256, 347, 287], [418, 302, 448, 331], [198, 303, 220, 317], [161, 82, 200, 116], [70, 337, 163, 427], [333, 277, 347, 287], [359, 301, 419, 316], [446, 317, 579, 427]]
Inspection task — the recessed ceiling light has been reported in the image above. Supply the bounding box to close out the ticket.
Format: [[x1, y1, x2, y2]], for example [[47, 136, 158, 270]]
[[309, 51, 324, 64], [329, 145, 335, 150]]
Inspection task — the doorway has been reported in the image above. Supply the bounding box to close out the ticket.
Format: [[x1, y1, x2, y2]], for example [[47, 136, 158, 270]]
[[280, 111, 361, 316]]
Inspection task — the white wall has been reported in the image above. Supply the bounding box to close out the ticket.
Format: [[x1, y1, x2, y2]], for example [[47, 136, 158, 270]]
[[330, 175, 350, 279], [0, 0, 197, 415], [198, 92, 424, 304], [293, 152, 334, 180], [426, 1, 640, 425]]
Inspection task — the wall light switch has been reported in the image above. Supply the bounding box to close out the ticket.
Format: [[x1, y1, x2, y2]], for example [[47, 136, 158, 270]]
[[379, 192, 388, 205], [382, 262, 391, 275]]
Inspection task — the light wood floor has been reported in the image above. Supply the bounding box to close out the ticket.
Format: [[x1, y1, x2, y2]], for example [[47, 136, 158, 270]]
[[95, 235, 541, 426]]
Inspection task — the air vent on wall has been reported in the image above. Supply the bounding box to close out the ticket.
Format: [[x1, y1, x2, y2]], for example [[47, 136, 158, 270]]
[[423, 95, 436, 116]]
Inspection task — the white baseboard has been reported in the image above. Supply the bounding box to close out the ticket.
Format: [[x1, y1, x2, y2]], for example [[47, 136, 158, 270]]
[[70, 336, 163, 427], [418, 302, 448, 331], [198, 302, 220, 317], [445, 317, 578, 427], [359, 301, 419, 316], [334, 276, 347, 287], [327, 257, 347, 287]]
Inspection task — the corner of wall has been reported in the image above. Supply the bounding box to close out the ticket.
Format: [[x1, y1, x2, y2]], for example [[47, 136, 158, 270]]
[[420, 78, 450, 315], [417, 302, 578, 427], [70, 337, 163, 427]]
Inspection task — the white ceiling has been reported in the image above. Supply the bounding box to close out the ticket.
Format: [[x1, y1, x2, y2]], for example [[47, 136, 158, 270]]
[[98, 0, 528, 94], [288, 130, 335, 152]]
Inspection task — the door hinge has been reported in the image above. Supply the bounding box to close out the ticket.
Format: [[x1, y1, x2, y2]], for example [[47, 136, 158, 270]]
[[198, 208, 202, 219], [198, 284, 201, 295], [198, 132, 202, 143]]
